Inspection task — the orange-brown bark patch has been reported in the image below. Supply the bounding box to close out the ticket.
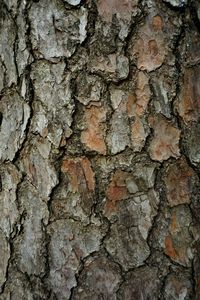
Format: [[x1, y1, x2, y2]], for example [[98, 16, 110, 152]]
[[81, 158, 96, 191], [132, 28, 165, 71], [177, 66, 200, 123], [127, 94, 136, 118], [165, 236, 178, 260], [149, 115, 180, 161], [164, 158, 195, 207], [106, 170, 129, 212], [152, 15, 163, 31], [97, 0, 133, 22], [81, 105, 107, 155], [148, 40, 159, 56], [170, 211, 177, 233], [135, 71, 150, 116], [61, 157, 95, 193], [130, 5, 169, 73]]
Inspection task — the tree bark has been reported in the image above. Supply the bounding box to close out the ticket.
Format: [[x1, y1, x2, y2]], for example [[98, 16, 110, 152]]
[[0, 0, 200, 299]]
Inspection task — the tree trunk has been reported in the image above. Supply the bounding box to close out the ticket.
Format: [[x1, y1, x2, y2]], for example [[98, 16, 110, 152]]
[[0, 0, 200, 299]]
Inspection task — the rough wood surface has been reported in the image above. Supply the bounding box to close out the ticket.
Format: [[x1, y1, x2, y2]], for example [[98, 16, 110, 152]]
[[0, 0, 200, 299]]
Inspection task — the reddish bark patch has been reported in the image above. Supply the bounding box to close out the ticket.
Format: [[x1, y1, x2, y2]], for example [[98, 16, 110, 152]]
[[97, 0, 133, 22], [127, 94, 136, 118], [164, 207, 192, 266], [165, 236, 178, 260], [148, 115, 180, 161], [135, 71, 150, 116], [81, 105, 107, 155], [106, 170, 129, 211], [126, 71, 150, 118], [177, 66, 200, 123], [126, 71, 150, 151], [165, 235, 189, 265], [148, 40, 159, 56], [131, 13, 166, 71], [164, 158, 195, 207], [170, 211, 178, 233], [62, 157, 95, 193], [152, 15, 163, 31]]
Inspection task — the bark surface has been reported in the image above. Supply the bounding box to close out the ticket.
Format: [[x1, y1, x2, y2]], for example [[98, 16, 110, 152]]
[[0, 0, 200, 299]]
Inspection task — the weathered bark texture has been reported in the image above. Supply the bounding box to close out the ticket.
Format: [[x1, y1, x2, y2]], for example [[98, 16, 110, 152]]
[[0, 0, 200, 299]]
